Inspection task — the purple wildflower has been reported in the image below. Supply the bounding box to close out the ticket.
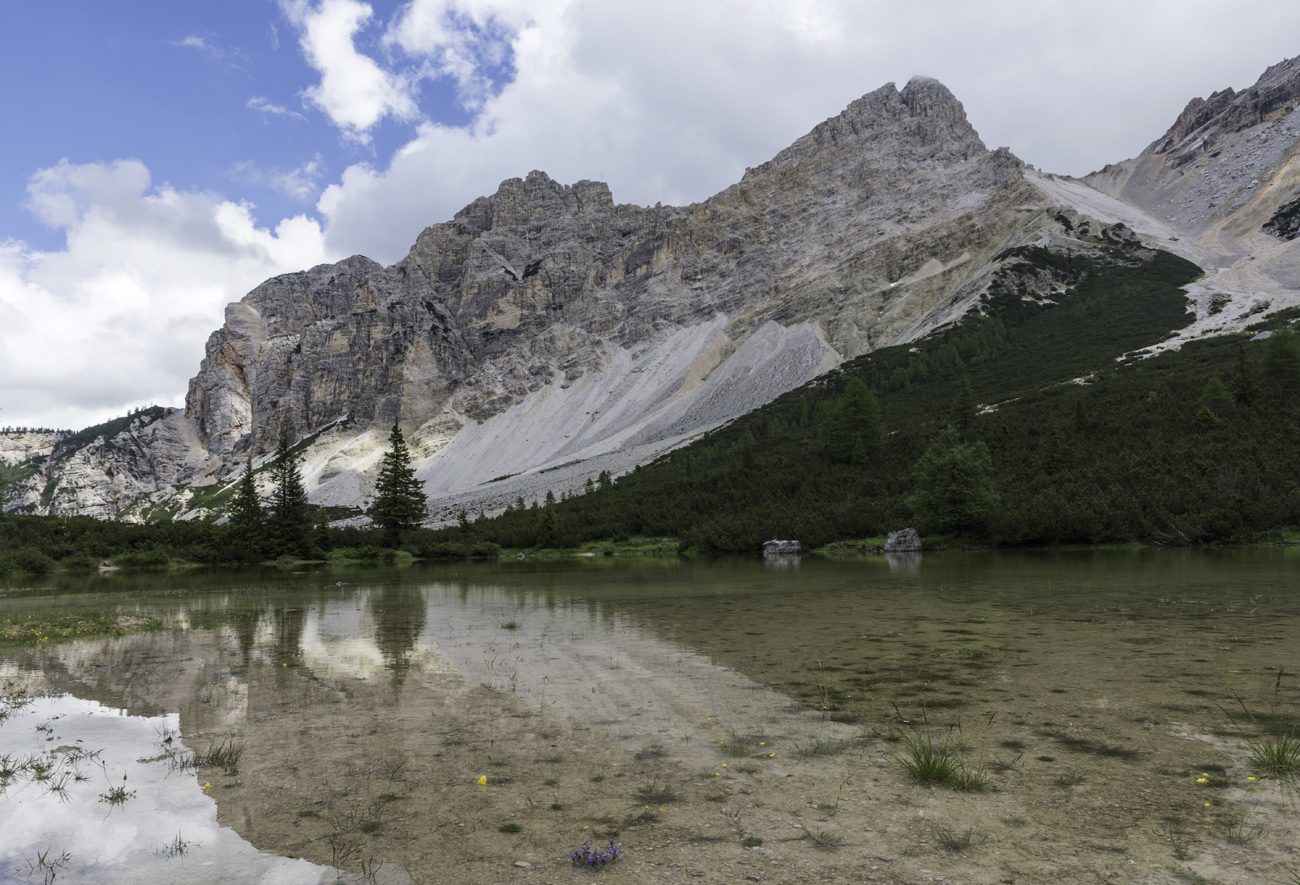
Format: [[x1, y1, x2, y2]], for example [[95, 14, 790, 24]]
[[568, 838, 621, 868]]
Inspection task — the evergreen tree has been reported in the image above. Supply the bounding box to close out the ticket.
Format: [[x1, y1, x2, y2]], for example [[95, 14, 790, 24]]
[[1231, 342, 1258, 405], [456, 508, 474, 539], [312, 509, 334, 554], [1199, 376, 1233, 422], [950, 374, 977, 439], [536, 505, 559, 548], [368, 422, 427, 546], [820, 378, 884, 463], [1036, 419, 1073, 474], [227, 456, 265, 561], [269, 430, 312, 557], [1261, 330, 1300, 399], [905, 425, 999, 535]]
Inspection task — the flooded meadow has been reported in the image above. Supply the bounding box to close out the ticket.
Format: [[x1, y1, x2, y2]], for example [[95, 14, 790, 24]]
[[2, 549, 1299, 884]]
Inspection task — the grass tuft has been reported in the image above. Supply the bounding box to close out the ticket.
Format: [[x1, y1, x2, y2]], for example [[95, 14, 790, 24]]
[[936, 827, 987, 852], [891, 731, 987, 791]]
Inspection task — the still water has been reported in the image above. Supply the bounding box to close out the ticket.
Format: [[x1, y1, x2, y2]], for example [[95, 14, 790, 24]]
[[1, 549, 1297, 884]]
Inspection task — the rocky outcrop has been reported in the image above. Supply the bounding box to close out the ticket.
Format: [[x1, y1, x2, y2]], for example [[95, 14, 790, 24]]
[[885, 528, 922, 552], [1, 410, 212, 521]]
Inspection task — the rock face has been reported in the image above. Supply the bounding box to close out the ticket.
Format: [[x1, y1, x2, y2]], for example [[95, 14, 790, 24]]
[[1082, 55, 1300, 272], [7, 59, 1300, 522], [885, 528, 922, 552], [763, 540, 801, 555], [172, 76, 1042, 519]]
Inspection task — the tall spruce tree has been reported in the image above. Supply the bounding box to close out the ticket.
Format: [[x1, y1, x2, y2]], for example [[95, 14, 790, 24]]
[[369, 422, 427, 546], [269, 430, 312, 557], [820, 377, 884, 463], [227, 456, 265, 561]]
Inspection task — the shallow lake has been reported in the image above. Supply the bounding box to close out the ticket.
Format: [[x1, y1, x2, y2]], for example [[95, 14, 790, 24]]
[[2, 549, 1298, 884]]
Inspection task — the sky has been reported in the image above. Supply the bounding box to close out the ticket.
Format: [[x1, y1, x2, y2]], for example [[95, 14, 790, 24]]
[[2, 1, 1298, 432]]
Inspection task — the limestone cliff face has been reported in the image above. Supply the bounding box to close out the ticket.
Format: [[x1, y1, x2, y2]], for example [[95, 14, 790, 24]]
[[174, 77, 1041, 516], [1, 410, 211, 521]]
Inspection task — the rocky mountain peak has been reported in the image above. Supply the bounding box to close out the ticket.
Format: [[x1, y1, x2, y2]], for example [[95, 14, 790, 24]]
[[752, 76, 985, 182], [1150, 54, 1300, 167]]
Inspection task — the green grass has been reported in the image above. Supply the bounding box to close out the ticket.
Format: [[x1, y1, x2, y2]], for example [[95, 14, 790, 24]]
[[1219, 814, 1266, 845], [1246, 731, 1300, 779], [891, 731, 987, 791], [633, 780, 681, 805], [936, 827, 986, 852], [0, 611, 162, 648], [194, 737, 244, 775]]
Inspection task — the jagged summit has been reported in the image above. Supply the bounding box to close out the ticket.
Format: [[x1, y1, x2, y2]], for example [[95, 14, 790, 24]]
[[1148, 54, 1300, 168], [752, 76, 985, 181]]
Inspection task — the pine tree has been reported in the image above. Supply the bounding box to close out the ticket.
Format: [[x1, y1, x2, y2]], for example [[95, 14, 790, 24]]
[[820, 377, 883, 463], [950, 375, 978, 439], [269, 430, 312, 557], [1262, 331, 1300, 400], [227, 456, 265, 561], [905, 425, 1000, 535], [368, 422, 427, 546], [536, 505, 559, 548], [1231, 342, 1258, 406]]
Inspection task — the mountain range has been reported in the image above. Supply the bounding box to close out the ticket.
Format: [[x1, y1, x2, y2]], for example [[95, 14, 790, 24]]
[[3, 55, 1299, 524]]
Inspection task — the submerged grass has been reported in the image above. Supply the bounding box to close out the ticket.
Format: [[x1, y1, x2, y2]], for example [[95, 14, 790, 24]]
[[0, 611, 162, 648], [194, 737, 244, 775]]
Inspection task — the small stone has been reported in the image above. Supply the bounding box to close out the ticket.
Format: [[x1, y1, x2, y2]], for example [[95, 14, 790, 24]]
[[514, 861, 532, 868]]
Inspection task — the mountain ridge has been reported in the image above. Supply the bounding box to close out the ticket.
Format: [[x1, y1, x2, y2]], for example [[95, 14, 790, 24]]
[[4, 61, 1299, 523]]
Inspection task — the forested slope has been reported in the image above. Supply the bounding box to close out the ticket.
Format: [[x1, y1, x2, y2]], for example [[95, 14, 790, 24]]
[[451, 244, 1300, 551]]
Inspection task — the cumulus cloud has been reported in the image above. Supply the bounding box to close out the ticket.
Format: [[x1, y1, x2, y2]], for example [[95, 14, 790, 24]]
[[281, 0, 418, 139], [384, 0, 521, 110], [0, 160, 330, 429], [309, 0, 1300, 263]]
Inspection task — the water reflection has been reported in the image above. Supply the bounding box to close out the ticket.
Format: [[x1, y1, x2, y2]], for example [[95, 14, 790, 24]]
[[884, 550, 921, 576], [370, 584, 427, 686], [4, 549, 1300, 884], [0, 695, 329, 885]]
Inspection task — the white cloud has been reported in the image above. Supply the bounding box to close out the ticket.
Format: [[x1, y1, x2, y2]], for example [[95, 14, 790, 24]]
[[384, 0, 522, 110], [0, 160, 330, 429], [169, 33, 250, 66], [281, 0, 418, 139], [309, 0, 1300, 264], [247, 96, 308, 122], [229, 158, 324, 201]]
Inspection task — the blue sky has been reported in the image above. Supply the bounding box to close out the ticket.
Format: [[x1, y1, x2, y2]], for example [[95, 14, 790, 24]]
[[2, 0, 1299, 431], [0, 0, 481, 252]]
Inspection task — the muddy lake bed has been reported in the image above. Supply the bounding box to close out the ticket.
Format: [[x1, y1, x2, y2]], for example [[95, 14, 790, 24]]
[[2, 549, 1299, 884]]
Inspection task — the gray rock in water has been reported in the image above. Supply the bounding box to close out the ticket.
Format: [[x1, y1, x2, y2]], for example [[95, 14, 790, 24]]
[[885, 528, 922, 552], [763, 539, 801, 555]]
